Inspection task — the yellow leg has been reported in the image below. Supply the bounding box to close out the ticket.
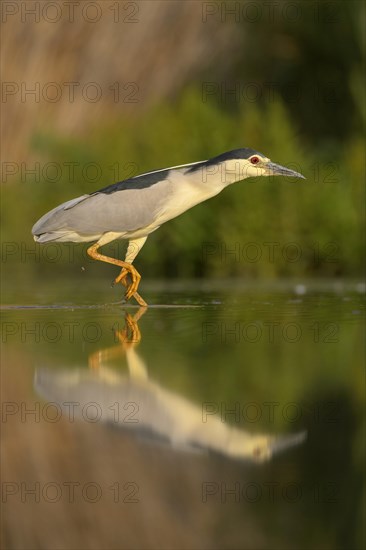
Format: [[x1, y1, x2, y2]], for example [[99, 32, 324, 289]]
[[88, 308, 146, 370], [87, 243, 147, 307], [115, 311, 144, 347]]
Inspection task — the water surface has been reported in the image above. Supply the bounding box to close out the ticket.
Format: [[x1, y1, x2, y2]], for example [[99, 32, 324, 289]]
[[1, 280, 364, 550]]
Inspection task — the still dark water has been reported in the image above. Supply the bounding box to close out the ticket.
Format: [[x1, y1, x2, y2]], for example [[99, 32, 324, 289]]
[[1, 280, 365, 550]]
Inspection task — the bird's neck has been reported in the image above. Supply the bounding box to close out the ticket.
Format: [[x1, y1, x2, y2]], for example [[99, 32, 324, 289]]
[[195, 159, 249, 190]]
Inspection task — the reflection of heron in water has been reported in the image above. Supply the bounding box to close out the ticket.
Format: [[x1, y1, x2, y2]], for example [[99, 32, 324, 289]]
[[35, 309, 306, 463]]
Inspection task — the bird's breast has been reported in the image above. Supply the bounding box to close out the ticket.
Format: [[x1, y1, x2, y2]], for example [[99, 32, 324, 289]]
[[153, 176, 221, 226]]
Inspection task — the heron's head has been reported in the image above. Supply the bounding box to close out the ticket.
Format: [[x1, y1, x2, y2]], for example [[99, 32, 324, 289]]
[[197, 148, 305, 186]]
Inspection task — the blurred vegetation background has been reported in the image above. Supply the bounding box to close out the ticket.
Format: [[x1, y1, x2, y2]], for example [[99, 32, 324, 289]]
[[1, 0, 365, 284]]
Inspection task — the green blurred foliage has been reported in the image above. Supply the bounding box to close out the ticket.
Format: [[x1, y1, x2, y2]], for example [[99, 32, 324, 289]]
[[2, 1, 365, 286], [232, 0, 365, 143], [2, 87, 364, 282]]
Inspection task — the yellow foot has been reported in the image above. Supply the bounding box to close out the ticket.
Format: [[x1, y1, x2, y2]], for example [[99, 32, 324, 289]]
[[125, 270, 140, 300], [114, 268, 129, 286], [114, 267, 147, 307], [115, 313, 142, 346]]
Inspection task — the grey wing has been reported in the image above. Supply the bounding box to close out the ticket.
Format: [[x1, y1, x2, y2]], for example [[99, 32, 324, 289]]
[[32, 183, 170, 243]]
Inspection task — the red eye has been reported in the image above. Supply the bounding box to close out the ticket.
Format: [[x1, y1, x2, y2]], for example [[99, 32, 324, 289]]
[[250, 156, 260, 165]]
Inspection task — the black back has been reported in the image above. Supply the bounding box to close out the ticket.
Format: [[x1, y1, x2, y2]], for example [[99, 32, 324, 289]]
[[94, 168, 171, 195]]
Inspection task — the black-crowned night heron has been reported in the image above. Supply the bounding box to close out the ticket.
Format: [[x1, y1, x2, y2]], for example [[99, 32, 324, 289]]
[[32, 148, 305, 306]]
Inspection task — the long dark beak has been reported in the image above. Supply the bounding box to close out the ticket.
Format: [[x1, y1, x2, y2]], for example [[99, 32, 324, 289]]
[[266, 161, 305, 179]]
